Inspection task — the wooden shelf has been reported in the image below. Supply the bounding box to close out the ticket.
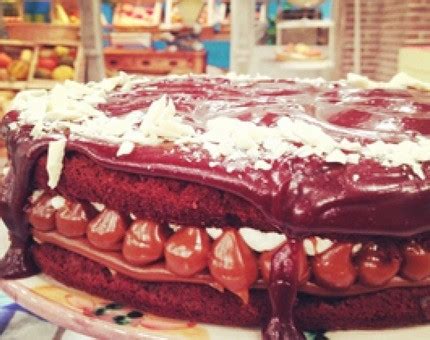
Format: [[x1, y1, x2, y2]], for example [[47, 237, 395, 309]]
[[200, 25, 230, 40], [0, 39, 83, 91], [104, 48, 206, 75], [277, 19, 333, 30], [0, 81, 57, 90], [277, 59, 334, 70], [5, 22, 80, 42], [0, 81, 27, 91], [109, 23, 230, 40]]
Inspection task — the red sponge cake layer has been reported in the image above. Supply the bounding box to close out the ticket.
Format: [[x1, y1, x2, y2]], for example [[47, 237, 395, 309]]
[[34, 153, 271, 231], [33, 243, 430, 331]]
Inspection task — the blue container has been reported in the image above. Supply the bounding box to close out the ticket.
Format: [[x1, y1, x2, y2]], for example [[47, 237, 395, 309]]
[[203, 40, 230, 69], [24, 1, 51, 23], [320, 0, 332, 19], [153, 40, 168, 51], [101, 2, 114, 24]]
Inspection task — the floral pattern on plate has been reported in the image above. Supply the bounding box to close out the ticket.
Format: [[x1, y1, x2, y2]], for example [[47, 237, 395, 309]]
[[1, 274, 430, 339]]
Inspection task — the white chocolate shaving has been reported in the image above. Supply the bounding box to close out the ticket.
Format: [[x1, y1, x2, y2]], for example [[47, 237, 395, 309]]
[[46, 139, 66, 189], [10, 73, 430, 179], [347, 72, 430, 91], [303, 237, 334, 256], [0, 220, 11, 259], [50, 196, 66, 209], [239, 227, 286, 252], [91, 202, 105, 212], [206, 227, 223, 240], [30, 189, 44, 203], [117, 141, 135, 157]]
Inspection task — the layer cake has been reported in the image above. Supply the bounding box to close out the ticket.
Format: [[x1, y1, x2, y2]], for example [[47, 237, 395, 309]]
[[1, 73, 430, 339]]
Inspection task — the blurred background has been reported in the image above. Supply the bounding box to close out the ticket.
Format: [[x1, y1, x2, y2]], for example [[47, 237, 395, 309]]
[[0, 0, 429, 120]]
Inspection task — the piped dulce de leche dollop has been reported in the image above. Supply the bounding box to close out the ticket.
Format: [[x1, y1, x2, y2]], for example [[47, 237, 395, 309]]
[[164, 227, 210, 277], [123, 220, 168, 266], [87, 209, 127, 250], [209, 229, 258, 303], [400, 240, 430, 281], [56, 201, 96, 237], [26, 194, 430, 298], [356, 242, 401, 287], [27, 194, 57, 232], [312, 243, 357, 290]]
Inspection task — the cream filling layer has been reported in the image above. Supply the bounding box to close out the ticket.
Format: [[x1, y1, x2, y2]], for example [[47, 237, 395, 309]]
[[33, 230, 430, 298], [35, 190, 337, 256]]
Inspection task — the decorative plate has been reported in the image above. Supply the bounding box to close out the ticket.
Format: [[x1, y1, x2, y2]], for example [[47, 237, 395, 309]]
[[2, 275, 430, 340]]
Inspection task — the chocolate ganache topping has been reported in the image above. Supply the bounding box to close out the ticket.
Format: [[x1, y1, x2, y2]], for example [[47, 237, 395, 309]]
[[2, 75, 430, 238], [1, 74, 430, 338]]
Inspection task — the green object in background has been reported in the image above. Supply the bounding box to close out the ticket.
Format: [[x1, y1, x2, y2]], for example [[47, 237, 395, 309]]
[[33, 14, 46, 23], [176, 0, 205, 26], [267, 18, 276, 45], [283, 1, 293, 10]]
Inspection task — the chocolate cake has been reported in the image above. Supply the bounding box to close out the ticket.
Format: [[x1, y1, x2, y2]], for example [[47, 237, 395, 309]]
[[1, 73, 430, 339]]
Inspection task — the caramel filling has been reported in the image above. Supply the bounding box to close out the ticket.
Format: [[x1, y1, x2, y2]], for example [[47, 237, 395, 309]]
[[33, 229, 430, 297], [33, 230, 224, 291], [28, 193, 430, 299]]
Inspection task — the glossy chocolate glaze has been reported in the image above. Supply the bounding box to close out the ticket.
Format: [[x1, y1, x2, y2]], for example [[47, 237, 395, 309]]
[[1, 77, 430, 338], [2, 78, 430, 241], [0, 115, 52, 277], [264, 240, 305, 340]]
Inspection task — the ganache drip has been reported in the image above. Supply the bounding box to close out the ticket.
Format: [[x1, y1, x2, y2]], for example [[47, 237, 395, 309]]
[[0, 121, 51, 278], [264, 239, 305, 340], [0, 237, 36, 278]]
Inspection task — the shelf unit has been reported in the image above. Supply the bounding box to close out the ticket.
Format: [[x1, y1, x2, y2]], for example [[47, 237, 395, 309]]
[[276, 18, 333, 30], [109, 0, 230, 38], [275, 18, 335, 77], [230, 1, 336, 79], [104, 47, 206, 75], [5, 22, 80, 41], [0, 39, 84, 91]]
